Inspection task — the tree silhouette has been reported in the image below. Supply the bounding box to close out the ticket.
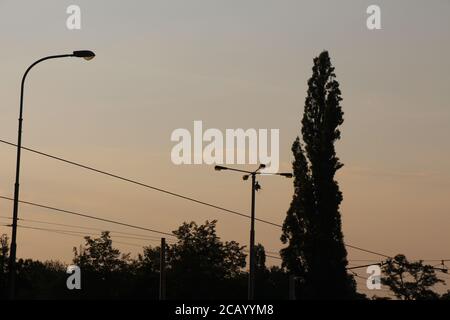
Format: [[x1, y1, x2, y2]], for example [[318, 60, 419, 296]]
[[168, 220, 246, 279], [15, 259, 67, 299], [0, 222, 290, 299], [164, 220, 246, 299], [73, 231, 132, 298], [0, 234, 9, 299], [281, 51, 356, 299], [73, 231, 130, 273], [382, 254, 444, 300]]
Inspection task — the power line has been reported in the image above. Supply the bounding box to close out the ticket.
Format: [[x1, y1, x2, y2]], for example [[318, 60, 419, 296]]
[[0, 139, 403, 261], [348, 259, 381, 262], [347, 263, 381, 271], [0, 215, 170, 242], [2, 218, 281, 261], [1, 214, 285, 259], [13, 224, 164, 243], [3, 222, 282, 261], [351, 273, 368, 281], [347, 260, 448, 274], [5, 210, 448, 284], [35, 214, 404, 264], [0, 195, 175, 238], [242, 249, 282, 261], [0, 223, 147, 248], [2, 215, 284, 259], [345, 244, 391, 259], [0, 194, 397, 260], [5, 210, 424, 269], [6, 223, 287, 267], [0, 138, 280, 227]]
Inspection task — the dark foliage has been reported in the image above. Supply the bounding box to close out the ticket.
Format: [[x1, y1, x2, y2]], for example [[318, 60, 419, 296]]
[[382, 254, 445, 300], [281, 51, 356, 299], [0, 220, 290, 299]]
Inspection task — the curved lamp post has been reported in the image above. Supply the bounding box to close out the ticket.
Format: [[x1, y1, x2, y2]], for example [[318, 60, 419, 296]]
[[8, 50, 96, 299]]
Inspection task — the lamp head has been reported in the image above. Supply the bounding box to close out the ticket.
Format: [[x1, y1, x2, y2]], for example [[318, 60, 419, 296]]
[[73, 50, 96, 61]]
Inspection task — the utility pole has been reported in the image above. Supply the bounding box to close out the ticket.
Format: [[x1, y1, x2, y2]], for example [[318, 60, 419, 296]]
[[159, 237, 166, 300], [248, 173, 256, 300]]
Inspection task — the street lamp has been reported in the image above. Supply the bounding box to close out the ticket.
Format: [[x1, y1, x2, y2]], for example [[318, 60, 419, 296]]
[[214, 164, 292, 300], [8, 50, 96, 299]]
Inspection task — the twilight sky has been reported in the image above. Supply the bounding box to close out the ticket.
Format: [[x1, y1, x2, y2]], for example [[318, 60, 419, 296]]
[[1, 0, 450, 296]]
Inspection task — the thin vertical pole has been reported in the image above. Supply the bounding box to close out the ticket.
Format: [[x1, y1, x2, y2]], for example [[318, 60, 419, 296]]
[[159, 237, 166, 300], [248, 173, 256, 300]]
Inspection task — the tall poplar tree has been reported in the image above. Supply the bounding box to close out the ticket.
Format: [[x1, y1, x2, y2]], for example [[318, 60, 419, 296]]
[[281, 51, 356, 299]]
